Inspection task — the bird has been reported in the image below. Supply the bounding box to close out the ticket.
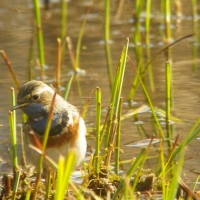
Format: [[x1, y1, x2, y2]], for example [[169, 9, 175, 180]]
[[12, 80, 87, 170]]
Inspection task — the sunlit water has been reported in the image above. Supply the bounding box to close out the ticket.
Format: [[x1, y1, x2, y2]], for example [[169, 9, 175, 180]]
[[0, 0, 200, 190]]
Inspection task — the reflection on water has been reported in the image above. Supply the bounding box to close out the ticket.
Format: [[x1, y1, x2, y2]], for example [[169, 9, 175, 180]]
[[0, 0, 200, 187]]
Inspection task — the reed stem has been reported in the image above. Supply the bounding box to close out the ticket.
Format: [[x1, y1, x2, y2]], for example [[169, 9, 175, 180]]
[[61, 0, 67, 40], [33, 0, 46, 71], [104, 0, 113, 87], [55, 38, 62, 88], [94, 87, 101, 177], [33, 92, 56, 199], [164, 0, 172, 41], [115, 98, 122, 175], [9, 88, 18, 172]]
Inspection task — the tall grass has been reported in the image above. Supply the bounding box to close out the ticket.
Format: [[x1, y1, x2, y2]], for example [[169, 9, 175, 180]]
[[60, 0, 68, 40], [115, 98, 122, 175], [55, 38, 62, 88], [74, 12, 88, 72], [163, 0, 172, 42], [54, 152, 75, 200], [104, 0, 113, 88], [145, 0, 155, 92], [33, 0, 46, 73], [104, 38, 129, 167], [165, 57, 172, 147], [9, 88, 18, 172], [94, 87, 101, 178]]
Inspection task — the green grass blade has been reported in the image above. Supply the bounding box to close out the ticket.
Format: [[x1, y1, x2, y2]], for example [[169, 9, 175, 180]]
[[32, 93, 56, 199], [104, 0, 113, 87], [55, 38, 62, 88], [165, 116, 200, 167], [138, 75, 165, 139], [167, 149, 185, 200], [165, 59, 172, 146], [55, 151, 75, 200], [74, 11, 88, 71], [9, 88, 18, 171], [112, 148, 147, 200], [110, 38, 129, 115], [164, 0, 171, 41], [25, 190, 31, 200], [12, 170, 21, 200], [60, 0, 68, 40], [33, 0, 45, 70], [63, 74, 74, 100], [94, 87, 101, 177], [104, 38, 129, 159], [69, 181, 85, 200], [160, 138, 167, 199], [38, 92, 56, 172], [115, 98, 122, 175], [145, 0, 151, 46]]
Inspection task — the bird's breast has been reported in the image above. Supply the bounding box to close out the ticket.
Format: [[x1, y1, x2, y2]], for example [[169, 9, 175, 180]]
[[28, 111, 69, 136], [26, 115, 80, 149]]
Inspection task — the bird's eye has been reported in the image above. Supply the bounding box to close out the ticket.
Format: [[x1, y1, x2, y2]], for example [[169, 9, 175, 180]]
[[32, 94, 40, 101]]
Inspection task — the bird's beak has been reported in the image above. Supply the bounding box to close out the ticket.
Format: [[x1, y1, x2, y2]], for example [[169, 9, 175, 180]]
[[11, 102, 30, 111]]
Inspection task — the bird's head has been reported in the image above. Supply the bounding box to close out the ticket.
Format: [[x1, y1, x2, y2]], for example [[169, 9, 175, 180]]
[[12, 80, 56, 117]]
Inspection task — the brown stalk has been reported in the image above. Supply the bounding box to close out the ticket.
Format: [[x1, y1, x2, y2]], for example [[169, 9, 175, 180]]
[[0, 51, 20, 90]]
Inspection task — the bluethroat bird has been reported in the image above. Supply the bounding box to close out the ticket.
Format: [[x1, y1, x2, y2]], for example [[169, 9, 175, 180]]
[[12, 80, 87, 170]]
